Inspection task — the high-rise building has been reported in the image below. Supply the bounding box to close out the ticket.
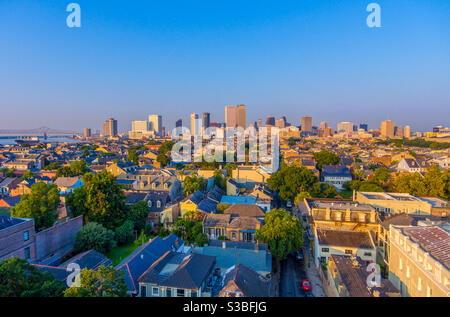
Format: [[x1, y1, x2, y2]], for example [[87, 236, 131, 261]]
[[381, 120, 395, 138], [102, 118, 117, 137], [394, 126, 403, 138], [83, 128, 91, 138], [319, 122, 328, 130], [131, 120, 149, 133], [275, 118, 286, 129], [359, 123, 368, 132], [190, 113, 199, 136], [175, 119, 182, 128], [236, 104, 246, 129], [203, 112, 210, 130], [148, 115, 162, 136], [258, 119, 262, 130], [265, 116, 275, 126], [225, 105, 237, 128], [301, 116, 312, 133], [404, 125, 411, 138], [337, 122, 354, 134]]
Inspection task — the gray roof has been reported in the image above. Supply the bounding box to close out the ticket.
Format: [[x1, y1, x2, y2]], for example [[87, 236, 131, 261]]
[[137, 251, 216, 290], [317, 229, 375, 249], [220, 263, 270, 297]]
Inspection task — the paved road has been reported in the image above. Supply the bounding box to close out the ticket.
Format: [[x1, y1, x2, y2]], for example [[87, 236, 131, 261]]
[[279, 253, 308, 297], [279, 206, 326, 297]]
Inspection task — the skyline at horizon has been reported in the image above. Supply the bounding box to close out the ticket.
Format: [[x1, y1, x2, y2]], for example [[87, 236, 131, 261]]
[[1, 0, 449, 132]]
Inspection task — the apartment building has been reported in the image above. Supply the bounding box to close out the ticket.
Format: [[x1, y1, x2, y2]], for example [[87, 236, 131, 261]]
[[388, 225, 449, 297], [356, 192, 449, 217]]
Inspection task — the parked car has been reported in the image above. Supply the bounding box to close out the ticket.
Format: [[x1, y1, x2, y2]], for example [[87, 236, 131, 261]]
[[296, 249, 304, 261], [286, 201, 293, 209], [301, 279, 311, 292]]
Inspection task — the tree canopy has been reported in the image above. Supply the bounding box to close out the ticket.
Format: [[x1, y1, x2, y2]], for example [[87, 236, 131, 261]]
[[393, 166, 449, 199], [183, 174, 207, 196], [313, 150, 340, 170], [64, 266, 128, 297], [126, 200, 150, 233], [74, 222, 117, 254], [127, 149, 139, 165], [268, 166, 319, 202], [0, 258, 64, 297], [256, 209, 303, 260], [67, 171, 126, 229], [11, 182, 60, 232]]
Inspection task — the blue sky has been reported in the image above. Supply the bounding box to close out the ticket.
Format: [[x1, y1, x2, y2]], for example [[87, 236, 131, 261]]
[[0, 0, 449, 133]]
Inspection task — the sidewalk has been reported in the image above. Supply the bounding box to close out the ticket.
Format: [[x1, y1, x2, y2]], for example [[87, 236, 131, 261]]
[[302, 233, 326, 297], [304, 257, 326, 297]]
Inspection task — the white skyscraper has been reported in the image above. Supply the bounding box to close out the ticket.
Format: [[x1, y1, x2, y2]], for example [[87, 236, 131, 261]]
[[148, 115, 162, 136]]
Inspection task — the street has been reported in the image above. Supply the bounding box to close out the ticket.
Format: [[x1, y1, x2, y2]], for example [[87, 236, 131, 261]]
[[279, 253, 308, 297], [278, 205, 326, 297]]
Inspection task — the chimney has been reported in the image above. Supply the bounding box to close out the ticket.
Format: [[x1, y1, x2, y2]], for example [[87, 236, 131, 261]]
[[370, 210, 376, 223], [325, 208, 331, 221], [345, 208, 351, 222]]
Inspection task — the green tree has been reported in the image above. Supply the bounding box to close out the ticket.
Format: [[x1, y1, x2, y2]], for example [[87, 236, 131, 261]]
[[156, 153, 170, 167], [159, 141, 175, 155], [0, 167, 17, 178], [171, 218, 207, 246], [74, 222, 117, 254], [371, 167, 392, 187], [213, 170, 227, 191], [393, 173, 428, 196], [0, 258, 64, 297], [127, 200, 150, 233], [256, 209, 303, 260], [69, 159, 90, 176], [423, 165, 446, 198], [115, 220, 135, 245], [183, 174, 207, 196], [43, 162, 61, 171], [11, 182, 60, 232], [66, 171, 126, 229], [294, 191, 311, 205], [22, 170, 36, 180], [64, 266, 128, 297], [313, 150, 340, 170], [127, 149, 139, 165], [216, 203, 231, 214], [268, 166, 319, 202]]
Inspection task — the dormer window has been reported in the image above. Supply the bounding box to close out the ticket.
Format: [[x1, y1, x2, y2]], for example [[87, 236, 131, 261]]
[[148, 200, 152, 208], [157, 200, 161, 208]]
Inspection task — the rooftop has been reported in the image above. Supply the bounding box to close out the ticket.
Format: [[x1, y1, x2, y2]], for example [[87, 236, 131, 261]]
[[309, 199, 374, 212], [0, 216, 31, 231], [402, 226, 450, 270], [317, 229, 375, 249]]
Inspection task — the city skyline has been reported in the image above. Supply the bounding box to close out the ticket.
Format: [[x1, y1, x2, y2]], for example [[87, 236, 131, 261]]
[[0, 0, 449, 132]]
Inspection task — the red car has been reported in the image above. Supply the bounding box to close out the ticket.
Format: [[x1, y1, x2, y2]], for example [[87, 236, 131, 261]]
[[301, 279, 311, 292]]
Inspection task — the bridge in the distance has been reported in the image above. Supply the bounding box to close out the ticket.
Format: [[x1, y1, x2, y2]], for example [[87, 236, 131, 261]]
[[0, 127, 80, 137]]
